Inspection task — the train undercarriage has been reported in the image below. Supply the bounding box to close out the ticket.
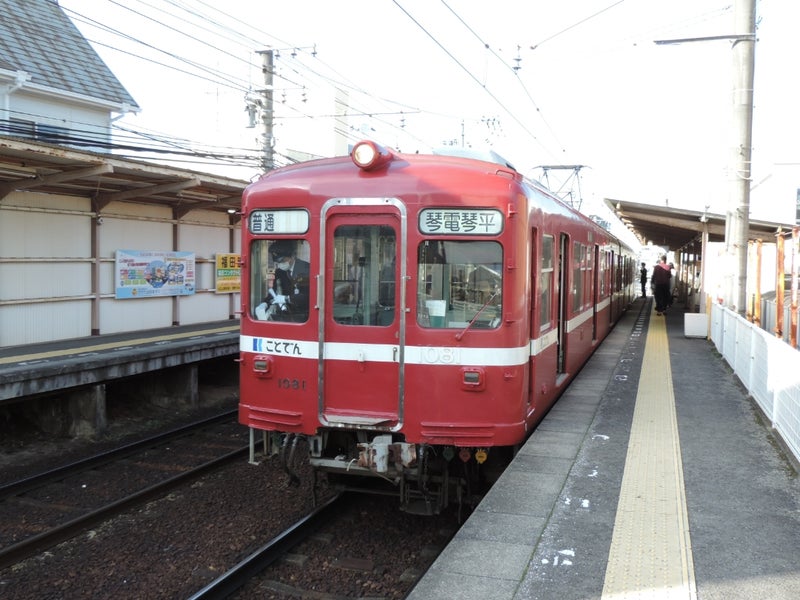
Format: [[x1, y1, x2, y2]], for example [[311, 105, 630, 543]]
[[254, 429, 513, 516]]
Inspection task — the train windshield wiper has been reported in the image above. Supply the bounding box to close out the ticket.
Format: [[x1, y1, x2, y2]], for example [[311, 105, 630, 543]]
[[455, 289, 501, 341]]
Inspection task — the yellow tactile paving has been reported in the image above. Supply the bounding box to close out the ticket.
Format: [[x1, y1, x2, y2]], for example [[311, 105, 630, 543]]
[[0, 325, 239, 365], [602, 312, 697, 599]]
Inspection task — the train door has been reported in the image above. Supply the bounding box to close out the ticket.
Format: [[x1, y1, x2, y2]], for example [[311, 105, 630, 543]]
[[611, 250, 619, 320], [318, 200, 406, 430], [557, 233, 569, 375], [528, 227, 538, 411], [592, 244, 599, 341]]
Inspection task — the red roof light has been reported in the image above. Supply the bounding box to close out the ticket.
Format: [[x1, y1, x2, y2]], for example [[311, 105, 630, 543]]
[[351, 140, 394, 171]]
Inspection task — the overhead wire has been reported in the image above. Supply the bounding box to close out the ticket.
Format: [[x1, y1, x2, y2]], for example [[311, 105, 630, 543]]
[[391, 0, 547, 153], [529, 0, 628, 51], [166, 0, 293, 49], [50, 0, 733, 177], [63, 4, 250, 92], [62, 0, 396, 168], [272, 49, 450, 154], [61, 0, 531, 168], [438, 0, 566, 154], [57, 1, 280, 172], [107, 0, 252, 69], [276, 47, 433, 148], [3, 107, 262, 159]]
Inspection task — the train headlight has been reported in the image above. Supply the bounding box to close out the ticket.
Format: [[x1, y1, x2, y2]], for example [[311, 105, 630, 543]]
[[252, 354, 273, 378], [461, 367, 485, 391], [351, 140, 394, 171]]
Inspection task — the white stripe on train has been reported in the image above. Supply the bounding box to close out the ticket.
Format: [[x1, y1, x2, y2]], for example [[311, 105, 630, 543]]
[[240, 304, 614, 366]]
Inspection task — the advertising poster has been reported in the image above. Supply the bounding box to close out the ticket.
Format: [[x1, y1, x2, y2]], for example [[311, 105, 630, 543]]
[[215, 253, 241, 293], [115, 250, 195, 298]]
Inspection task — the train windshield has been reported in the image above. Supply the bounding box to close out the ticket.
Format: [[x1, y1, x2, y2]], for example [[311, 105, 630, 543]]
[[417, 240, 502, 329], [250, 239, 311, 322], [331, 225, 396, 326]]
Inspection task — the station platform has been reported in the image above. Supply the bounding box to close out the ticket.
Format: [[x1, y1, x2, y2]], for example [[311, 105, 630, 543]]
[[409, 297, 800, 600], [0, 320, 238, 404]]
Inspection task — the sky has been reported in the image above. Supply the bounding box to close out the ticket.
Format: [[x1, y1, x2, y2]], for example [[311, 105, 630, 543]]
[[56, 0, 800, 231]]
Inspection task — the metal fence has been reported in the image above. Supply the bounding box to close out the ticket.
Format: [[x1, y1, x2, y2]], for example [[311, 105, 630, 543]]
[[760, 293, 800, 348], [710, 303, 800, 464]]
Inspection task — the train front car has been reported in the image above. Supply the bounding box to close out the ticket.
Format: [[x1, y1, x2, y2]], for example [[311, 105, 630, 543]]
[[239, 141, 536, 514]]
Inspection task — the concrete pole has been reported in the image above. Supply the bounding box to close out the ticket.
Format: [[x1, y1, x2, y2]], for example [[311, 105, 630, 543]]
[[334, 87, 349, 156], [700, 222, 709, 312], [725, 0, 756, 313], [257, 49, 275, 171]]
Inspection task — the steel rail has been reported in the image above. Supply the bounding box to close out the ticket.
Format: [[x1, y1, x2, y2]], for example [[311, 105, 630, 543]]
[[187, 493, 345, 600], [0, 409, 237, 500], [0, 445, 248, 570]]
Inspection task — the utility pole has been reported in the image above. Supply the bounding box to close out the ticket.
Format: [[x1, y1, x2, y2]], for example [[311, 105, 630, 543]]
[[726, 0, 756, 314], [256, 48, 275, 172], [655, 0, 756, 313]]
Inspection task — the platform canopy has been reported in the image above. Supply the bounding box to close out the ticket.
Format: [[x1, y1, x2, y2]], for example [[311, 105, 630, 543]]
[[0, 136, 247, 218], [604, 197, 793, 252]]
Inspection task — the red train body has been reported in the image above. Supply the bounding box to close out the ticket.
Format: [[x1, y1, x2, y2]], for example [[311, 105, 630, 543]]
[[239, 141, 636, 513]]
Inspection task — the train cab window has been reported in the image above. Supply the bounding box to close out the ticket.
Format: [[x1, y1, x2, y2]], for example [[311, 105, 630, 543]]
[[251, 239, 311, 322], [331, 225, 396, 326], [417, 240, 502, 329]]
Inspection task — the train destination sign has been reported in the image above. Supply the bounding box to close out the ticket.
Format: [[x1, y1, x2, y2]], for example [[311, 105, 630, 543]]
[[419, 208, 503, 235], [249, 209, 309, 234]]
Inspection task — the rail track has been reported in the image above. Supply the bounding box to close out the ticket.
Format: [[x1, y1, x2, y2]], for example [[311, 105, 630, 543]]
[[188, 493, 346, 600], [186, 492, 458, 600], [0, 410, 248, 569]]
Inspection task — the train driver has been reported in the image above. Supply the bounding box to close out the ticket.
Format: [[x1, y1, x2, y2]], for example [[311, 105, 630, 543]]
[[259, 240, 310, 322]]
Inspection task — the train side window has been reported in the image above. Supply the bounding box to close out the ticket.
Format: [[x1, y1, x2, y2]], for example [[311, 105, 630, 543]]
[[251, 239, 311, 323], [540, 235, 554, 328], [599, 249, 607, 297], [584, 244, 593, 305], [572, 242, 584, 312], [417, 240, 502, 329]]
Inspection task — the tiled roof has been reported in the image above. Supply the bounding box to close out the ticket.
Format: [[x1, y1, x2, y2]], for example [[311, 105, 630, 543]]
[[0, 0, 139, 109]]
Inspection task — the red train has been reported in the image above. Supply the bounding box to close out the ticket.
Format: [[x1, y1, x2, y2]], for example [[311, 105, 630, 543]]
[[239, 140, 636, 514]]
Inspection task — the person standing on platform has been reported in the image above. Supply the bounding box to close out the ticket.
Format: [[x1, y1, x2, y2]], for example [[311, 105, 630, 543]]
[[667, 262, 675, 308], [651, 255, 672, 315], [639, 262, 648, 298]]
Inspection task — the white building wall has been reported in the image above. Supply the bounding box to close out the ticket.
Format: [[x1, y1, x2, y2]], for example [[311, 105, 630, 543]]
[[98, 296, 173, 333], [0, 300, 91, 345], [7, 91, 112, 146], [0, 193, 241, 346], [178, 290, 232, 324], [97, 202, 176, 333], [0, 192, 93, 344], [177, 212, 237, 325]]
